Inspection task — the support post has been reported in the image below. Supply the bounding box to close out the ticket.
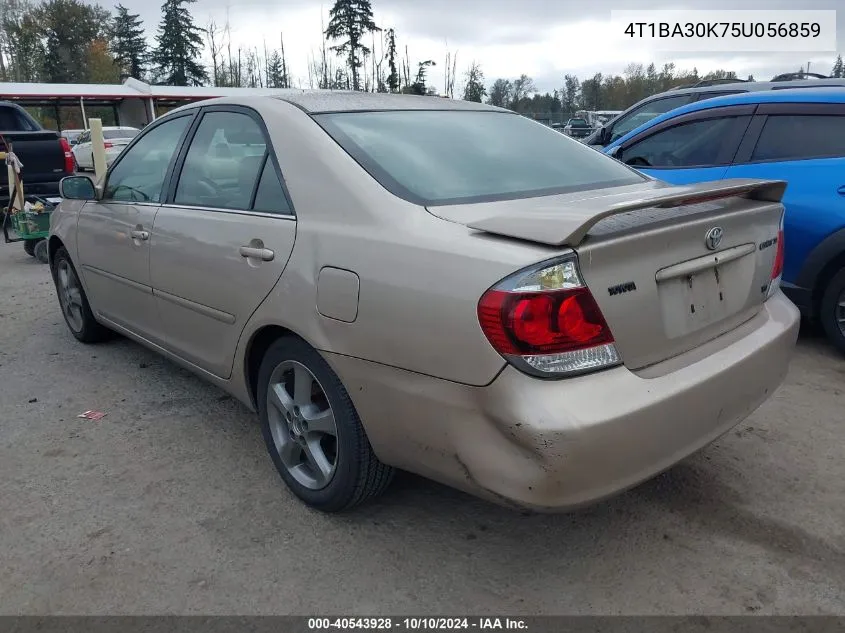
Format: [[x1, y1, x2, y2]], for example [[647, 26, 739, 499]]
[[90, 118, 107, 181]]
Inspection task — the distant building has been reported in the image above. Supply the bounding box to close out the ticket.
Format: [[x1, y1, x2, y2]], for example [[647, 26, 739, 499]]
[[0, 77, 304, 131]]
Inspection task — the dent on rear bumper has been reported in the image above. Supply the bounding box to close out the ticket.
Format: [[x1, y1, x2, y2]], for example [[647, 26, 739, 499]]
[[326, 293, 800, 511]]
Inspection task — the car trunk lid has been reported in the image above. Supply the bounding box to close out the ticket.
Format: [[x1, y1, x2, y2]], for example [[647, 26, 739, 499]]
[[430, 179, 786, 370]]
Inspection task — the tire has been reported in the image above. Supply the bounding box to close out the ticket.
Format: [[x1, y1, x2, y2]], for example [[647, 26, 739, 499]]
[[33, 239, 48, 264], [51, 246, 111, 343], [257, 336, 394, 512], [23, 240, 37, 257], [820, 267, 845, 354]]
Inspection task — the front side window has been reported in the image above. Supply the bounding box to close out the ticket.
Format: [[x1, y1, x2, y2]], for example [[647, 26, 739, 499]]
[[609, 95, 695, 143], [316, 110, 644, 205], [620, 117, 747, 168], [104, 115, 190, 203], [174, 111, 267, 210], [751, 115, 845, 162]]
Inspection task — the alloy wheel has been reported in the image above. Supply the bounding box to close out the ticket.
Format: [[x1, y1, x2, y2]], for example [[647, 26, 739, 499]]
[[266, 360, 339, 490], [56, 259, 84, 333]]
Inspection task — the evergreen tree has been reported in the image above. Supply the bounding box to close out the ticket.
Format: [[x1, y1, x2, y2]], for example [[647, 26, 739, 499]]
[[324, 0, 380, 91], [832, 55, 844, 78], [385, 27, 398, 92], [266, 49, 288, 88], [462, 61, 485, 102], [110, 4, 147, 79], [150, 0, 207, 86]]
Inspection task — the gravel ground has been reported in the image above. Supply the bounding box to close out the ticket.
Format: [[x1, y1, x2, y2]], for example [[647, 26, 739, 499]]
[[0, 241, 843, 616]]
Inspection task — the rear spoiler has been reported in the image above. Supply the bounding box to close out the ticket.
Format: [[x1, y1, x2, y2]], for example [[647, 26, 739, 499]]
[[466, 179, 787, 247]]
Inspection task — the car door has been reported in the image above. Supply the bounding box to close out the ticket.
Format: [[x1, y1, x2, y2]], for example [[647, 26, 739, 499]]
[[150, 105, 296, 379], [75, 113, 194, 343], [615, 106, 754, 185], [724, 103, 845, 287]]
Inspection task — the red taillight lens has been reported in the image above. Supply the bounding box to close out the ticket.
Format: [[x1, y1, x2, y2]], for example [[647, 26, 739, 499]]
[[478, 255, 621, 377], [479, 287, 614, 356], [771, 228, 784, 280], [103, 142, 113, 149], [59, 137, 74, 174]]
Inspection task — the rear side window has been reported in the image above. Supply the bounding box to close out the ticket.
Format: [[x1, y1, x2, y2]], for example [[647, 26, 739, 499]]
[[104, 129, 139, 140], [751, 115, 845, 162], [316, 110, 643, 205], [620, 116, 749, 168], [252, 158, 291, 214]]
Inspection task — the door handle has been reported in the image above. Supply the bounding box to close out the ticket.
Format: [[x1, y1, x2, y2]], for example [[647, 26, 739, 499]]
[[130, 229, 150, 241], [239, 245, 275, 261], [837, 186, 845, 196]]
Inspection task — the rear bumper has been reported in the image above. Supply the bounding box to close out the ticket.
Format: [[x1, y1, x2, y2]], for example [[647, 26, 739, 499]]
[[327, 292, 800, 511]]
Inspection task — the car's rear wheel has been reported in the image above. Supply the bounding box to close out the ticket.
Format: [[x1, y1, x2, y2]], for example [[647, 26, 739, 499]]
[[51, 246, 110, 343], [257, 336, 394, 511], [820, 267, 845, 354]]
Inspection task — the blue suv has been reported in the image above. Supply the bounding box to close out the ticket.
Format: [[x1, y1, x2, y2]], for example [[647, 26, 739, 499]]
[[603, 88, 845, 352]]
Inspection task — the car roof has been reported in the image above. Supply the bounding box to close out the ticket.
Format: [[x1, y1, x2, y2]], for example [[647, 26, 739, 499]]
[[655, 77, 845, 96], [272, 90, 505, 114], [168, 90, 506, 115], [608, 87, 845, 148]]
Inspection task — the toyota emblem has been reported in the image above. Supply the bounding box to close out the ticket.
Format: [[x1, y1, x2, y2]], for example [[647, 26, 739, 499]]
[[705, 227, 723, 251]]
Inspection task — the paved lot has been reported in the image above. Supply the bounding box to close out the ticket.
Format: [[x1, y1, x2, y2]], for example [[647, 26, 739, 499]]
[[0, 241, 843, 616]]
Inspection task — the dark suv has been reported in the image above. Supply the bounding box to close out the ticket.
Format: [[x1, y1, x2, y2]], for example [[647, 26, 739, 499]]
[[584, 73, 845, 149]]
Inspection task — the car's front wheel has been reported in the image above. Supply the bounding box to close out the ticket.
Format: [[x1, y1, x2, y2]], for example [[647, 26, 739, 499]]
[[51, 246, 110, 343], [820, 267, 845, 354], [257, 336, 394, 511]]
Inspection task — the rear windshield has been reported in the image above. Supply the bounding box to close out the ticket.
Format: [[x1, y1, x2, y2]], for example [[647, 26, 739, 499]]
[[315, 110, 644, 205], [0, 106, 38, 131], [569, 118, 588, 125], [104, 129, 139, 139]]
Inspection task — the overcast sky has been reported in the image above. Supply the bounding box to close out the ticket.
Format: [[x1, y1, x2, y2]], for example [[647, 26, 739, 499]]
[[126, 0, 842, 94]]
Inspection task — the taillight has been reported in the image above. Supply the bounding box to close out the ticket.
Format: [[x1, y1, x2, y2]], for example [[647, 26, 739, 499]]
[[103, 142, 113, 149], [59, 137, 74, 174], [767, 214, 785, 298], [478, 256, 621, 377]]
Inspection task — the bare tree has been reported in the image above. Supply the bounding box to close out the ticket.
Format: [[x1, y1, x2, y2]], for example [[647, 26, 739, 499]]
[[401, 44, 411, 89], [444, 45, 458, 98], [205, 18, 226, 86], [263, 38, 269, 87], [280, 31, 289, 87]]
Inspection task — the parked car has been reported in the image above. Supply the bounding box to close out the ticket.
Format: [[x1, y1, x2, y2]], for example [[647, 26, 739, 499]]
[[563, 117, 592, 139], [71, 126, 140, 171], [584, 74, 845, 149], [603, 87, 845, 352], [60, 129, 85, 146], [0, 100, 74, 205], [49, 94, 798, 512]]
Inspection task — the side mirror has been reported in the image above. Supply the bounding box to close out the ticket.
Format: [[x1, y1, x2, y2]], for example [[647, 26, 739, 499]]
[[597, 126, 609, 144], [60, 175, 97, 200]]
